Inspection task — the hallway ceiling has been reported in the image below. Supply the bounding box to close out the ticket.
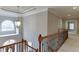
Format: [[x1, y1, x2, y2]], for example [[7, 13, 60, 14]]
[[0, 6, 79, 19], [49, 6, 79, 19]]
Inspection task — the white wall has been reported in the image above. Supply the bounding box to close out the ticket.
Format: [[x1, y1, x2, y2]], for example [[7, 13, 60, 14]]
[[48, 11, 62, 34], [23, 11, 48, 48], [23, 8, 63, 49]]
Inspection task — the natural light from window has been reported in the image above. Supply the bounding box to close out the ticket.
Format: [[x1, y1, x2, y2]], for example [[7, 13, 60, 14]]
[[1, 20, 15, 31], [69, 23, 74, 30]]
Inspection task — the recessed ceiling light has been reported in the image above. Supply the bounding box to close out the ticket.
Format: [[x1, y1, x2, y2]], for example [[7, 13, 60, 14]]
[[73, 7, 77, 10], [67, 14, 71, 16]]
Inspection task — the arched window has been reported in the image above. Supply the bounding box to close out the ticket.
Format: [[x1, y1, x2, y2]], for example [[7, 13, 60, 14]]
[[0, 20, 20, 37], [1, 20, 15, 31]]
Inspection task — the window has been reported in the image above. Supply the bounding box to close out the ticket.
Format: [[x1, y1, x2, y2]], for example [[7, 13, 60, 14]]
[[68, 22, 75, 31], [1, 20, 15, 31], [0, 20, 19, 37]]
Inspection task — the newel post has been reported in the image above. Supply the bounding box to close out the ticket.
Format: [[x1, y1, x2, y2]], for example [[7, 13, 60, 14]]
[[38, 34, 42, 52]]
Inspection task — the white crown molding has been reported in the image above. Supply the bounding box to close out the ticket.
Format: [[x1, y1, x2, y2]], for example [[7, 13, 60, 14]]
[[22, 7, 36, 14], [0, 9, 22, 17], [22, 8, 48, 17], [0, 7, 48, 17]]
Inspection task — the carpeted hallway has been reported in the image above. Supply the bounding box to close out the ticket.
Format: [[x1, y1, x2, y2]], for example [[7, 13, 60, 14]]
[[58, 34, 79, 52]]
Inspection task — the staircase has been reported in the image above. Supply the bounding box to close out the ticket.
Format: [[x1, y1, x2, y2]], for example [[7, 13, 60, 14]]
[[0, 39, 38, 52]]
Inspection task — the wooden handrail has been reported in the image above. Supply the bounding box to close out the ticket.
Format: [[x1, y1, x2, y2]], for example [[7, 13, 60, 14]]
[[0, 39, 38, 52], [0, 40, 24, 48], [38, 29, 68, 52], [42, 29, 68, 39], [42, 33, 58, 39], [25, 43, 38, 52]]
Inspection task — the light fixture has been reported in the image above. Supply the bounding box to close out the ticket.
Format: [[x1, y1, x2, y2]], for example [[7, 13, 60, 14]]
[[15, 6, 21, 27], [15, 21, 21, 27], [73, 7, 77, 10]]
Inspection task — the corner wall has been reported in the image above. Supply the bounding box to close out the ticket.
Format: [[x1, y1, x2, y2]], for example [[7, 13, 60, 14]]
[[23, 11, 48, 48], [48, 11, 62, 34], [23, 9, 62, 48]]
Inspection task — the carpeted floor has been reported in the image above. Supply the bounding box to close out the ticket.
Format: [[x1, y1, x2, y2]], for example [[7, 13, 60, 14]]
[[58, 34, 79, 52]]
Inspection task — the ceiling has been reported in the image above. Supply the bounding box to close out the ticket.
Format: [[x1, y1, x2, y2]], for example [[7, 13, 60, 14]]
[[49, 6, 79, 19], [0, 6, 34, 13], [0, 6, 79, 19]]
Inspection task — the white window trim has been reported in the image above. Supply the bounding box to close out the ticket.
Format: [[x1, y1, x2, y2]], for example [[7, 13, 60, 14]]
[[0, 20, 20, 37], [0, 28, 19, 37]]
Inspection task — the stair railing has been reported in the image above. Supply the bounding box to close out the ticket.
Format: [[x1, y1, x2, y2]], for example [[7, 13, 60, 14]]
[[0, 39, 38, 52], [38, 29, 68, 52]]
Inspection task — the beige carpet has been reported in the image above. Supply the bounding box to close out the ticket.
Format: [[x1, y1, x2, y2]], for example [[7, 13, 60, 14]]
[[58, 34, 79, 52]]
